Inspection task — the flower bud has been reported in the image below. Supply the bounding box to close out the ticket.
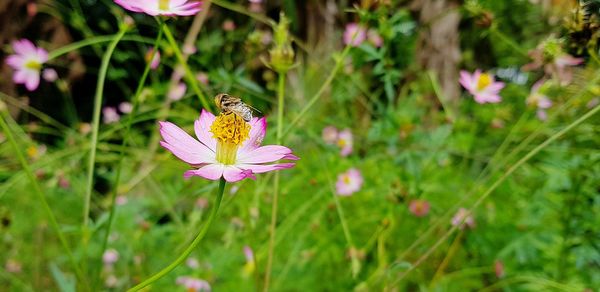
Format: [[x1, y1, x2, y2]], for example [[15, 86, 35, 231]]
[[269, 13, 295, 73]]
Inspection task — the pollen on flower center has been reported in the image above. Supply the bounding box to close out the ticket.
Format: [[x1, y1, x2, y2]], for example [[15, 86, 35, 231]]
[[158, 0, 170, 10], [476, 73, 492, 90], [210, 113, 251, 164], [24, 60, 41, 70]]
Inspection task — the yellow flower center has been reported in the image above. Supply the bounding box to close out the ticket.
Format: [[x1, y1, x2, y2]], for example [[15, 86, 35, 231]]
[[476, 73, 492, 91], [210, 113, 250, 165], [343, 175, 351, 184], [25, 60, 41, 70], [337, 138, 347, 147], [158, 0, 170, 10]]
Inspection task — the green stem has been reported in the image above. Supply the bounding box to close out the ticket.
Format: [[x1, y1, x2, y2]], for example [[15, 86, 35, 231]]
[[0, 113, 88, 289], [47, 35, 154, 61], [96, 23, 164, 286], [127, 178, 227, 292], [160, 21, 212, 110], [82, 26, 128, 237], [390, 103, 600, 287], [263, 72, 287, 292]]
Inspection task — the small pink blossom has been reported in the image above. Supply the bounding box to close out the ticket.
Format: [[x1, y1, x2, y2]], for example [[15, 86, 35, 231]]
[[119, 102, 133, 114], [495, 260, 505, 278], [335, 168, 363, 196], [587, 97, 599, 109], [5, 39, 48, 91], [42, 68, 58, 82], [5, 259, 22, 273], [222, 19, 236, 31], [409, 199, 430, 217], [186, 258, 200, 269], [159, 109, 298, 183], [337, 129, 353, 157], [103, 107, 120, 124], [145, 48, 160, 70], [105, 275, 118, 288], [115, 195, 128, 205], [527, 80, 552, 121], [459, 70, 504, 104], [367, 29, 383, 47], [322, 126, 338, 144], [196, 72, 209, 85], [451, 208, 475, 229], [176, 276, 211, 292], [103, 249, 119, 266], [183, 44, 197, 55], [343, 23, 367, 46], [114, 0, 202, 16], [168, 83, 187, 101]]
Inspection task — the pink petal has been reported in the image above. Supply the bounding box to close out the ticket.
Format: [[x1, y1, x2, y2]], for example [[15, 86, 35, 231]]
[[237, 145, 297, 164], [12, 70, 28, 83], [459, 70, 475, 92], [12, 39, 36, 55], [159, 121, 215, 165], [5, 55, 24, 68], [194, 109, 217, 151], [237, 163, 296, 174], [239, 117, 266, 153], [24, 71, 40, 91], [223, 166, 256, 182], [184, 164, 224, 180]]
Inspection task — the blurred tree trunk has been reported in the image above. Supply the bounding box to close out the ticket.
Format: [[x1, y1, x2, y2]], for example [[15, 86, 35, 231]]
[[411, 0, 461, 104]]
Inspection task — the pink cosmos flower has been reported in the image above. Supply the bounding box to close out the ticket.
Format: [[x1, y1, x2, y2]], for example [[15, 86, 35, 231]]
[[526, 80, 552, 121], [168, 82, 187, 101], [451, 208, 475, 229], [103, 249, 119, 266], [5, 39, 48, 91], [322, 126, 338, 144], [337, 129, 353, 157], [145, 48, 160, 70], [176, 276, 211, 292], [196, 72, 209, 85], [103, 107, 120, 124], [343, 23, 367, 46], [523, 47, 583, 85], [159, 109, 298, 183], [367, 29, 383, 47], [409, 199, 430, 217], [335, 168, 363, 196], [114, 0, 202, 16], [459, 70, 505, 104]]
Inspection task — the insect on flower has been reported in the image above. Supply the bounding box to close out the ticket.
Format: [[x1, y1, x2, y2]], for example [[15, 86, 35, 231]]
[[159, 95, 297, 182], [214, 93, 259, 122]]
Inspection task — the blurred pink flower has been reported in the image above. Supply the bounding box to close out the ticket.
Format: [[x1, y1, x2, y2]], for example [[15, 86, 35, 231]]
[[103, 249, 119, 266], [186, 257, 200, 269], [5, 259, 22, 273], [587, 97, 599, 109], [196, 72, 209, 85], [159, 109, 298, 182], [495, 260, 505, 278], [337, 129, 353, 157], [526, 80, 552, 121], [105, 275, 118, 288], [523, 47, 583, 85], [459, 70, 504, 104], [451, 208, 475, 229], [115, 195, 128, 205], [242, 245, 255, 277], [176, 276, 211, 292], [5, 39, 48, 91], [103, 107, 120, 124], [42, 68, 58, 82], [118, 101, 133, 114], [168, 83, 187, 101], [223, 19, 236, 31], [343, 23, 367, 46], [145, 48, 160, 70], [322, 126, 338, 144], [183, 44, 197, 55], [335, 168, 363, 196], [114, 0, 202, 16], [367, 29, 383, 47], [409, 199, 430, 217]]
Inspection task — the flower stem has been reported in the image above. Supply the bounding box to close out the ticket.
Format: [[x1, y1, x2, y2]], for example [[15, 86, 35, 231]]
[[127, 178, 227, 292], [95, 23, 164, 288], [263, 71, 287, 292], [160, 21, 212, 111], [0, 112, 88, 290], [47, 35, 154, 61], [82, 25, 128, 235]]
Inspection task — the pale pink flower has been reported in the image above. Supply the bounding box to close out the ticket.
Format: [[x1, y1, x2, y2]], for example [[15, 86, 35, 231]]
[[495, 260, 505, 278], [367, 29, 383, 47], [322, 126, 338, 144], [527, 80, 552, 121], [335, 168, 363, 196], [459, 70, 505, 104], [409, 199, 430, 217], [176, 276, 211, 292], [114, 0, 202, 16], [103, 107, 120, 124], [337, 129, 353, 157], [168, 83, 187, 101], [105, 275, 118, 288], [103, 249, 119, 266], [42, 68, 58, 82], [554, 54, 583, 84], [119, 101, 133, 114], [242, 245, 255, 277], [5, 39, 48, 91], [343, 23, 367, 46], [159, 109, 298, 183], [115, 195, 128, 205], [451, 208, 475, 229], [186, 258, 200, 269], [196, 72, 209, 85], [222, 19, 236, 31], [145, 48, 160, 70], [5, 259, 22, 273], [183, 44, 197, 55]]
